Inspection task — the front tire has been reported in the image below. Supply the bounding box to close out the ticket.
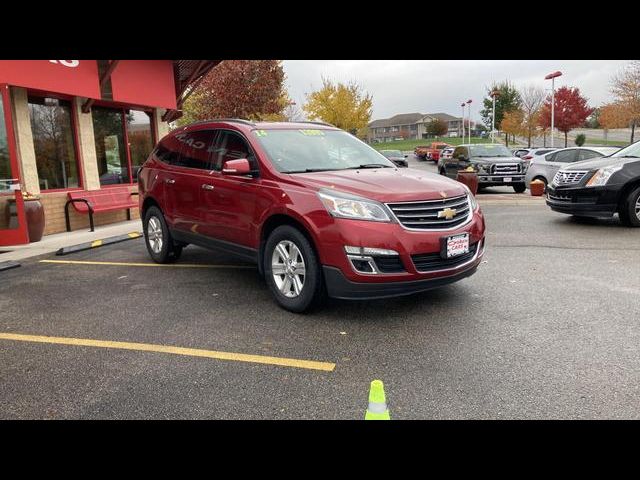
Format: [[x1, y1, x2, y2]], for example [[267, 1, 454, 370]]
[[143, 206, 183, 263], [264, 225, 324, 313], [513, 183, 527, 193], [618, 186, 640, 227]]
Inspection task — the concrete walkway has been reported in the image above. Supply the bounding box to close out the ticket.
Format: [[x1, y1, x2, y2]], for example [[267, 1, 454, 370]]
[[0, 219, 142, 262]]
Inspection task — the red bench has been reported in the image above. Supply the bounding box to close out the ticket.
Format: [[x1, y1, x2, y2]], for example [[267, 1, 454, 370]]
[[65, 187, 139, 232]]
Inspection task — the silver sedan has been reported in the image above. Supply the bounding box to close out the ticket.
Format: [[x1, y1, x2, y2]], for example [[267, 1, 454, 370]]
[[524, 146, 620, 190]]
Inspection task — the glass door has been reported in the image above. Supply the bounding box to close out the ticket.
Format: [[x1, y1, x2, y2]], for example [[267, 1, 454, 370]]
[[0, 84, 29, 246]]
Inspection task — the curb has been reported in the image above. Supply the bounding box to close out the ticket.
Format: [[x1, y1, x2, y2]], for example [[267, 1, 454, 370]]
[[0, 260, 21, 272], [56, 232, 143, 256]]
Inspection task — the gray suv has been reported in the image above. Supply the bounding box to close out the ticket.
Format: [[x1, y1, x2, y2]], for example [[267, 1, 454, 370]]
[[440, 143, 528, 193]]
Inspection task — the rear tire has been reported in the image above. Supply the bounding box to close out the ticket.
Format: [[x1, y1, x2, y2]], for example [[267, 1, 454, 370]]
[[513, 183, 527, 193], [618, 186, 640, 227], [143, 206, 182, 263], [264, 225, 325, 313]]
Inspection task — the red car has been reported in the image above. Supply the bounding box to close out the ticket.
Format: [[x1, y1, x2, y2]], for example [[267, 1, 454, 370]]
[[138, 120, 486, 312]]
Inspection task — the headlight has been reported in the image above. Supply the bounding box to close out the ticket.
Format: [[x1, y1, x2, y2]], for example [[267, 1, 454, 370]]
[[473, 162, 490, 174], [460, 185, 478, 210], [585, 165, 623, 187], [318, 190, 392, 222]]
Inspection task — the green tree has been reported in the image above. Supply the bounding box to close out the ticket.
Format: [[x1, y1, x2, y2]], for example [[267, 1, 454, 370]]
[[575, 133, 586, 146], [480, 81, 522, 132], [303, 78, 373, 132], [425, 119, 448, 137]]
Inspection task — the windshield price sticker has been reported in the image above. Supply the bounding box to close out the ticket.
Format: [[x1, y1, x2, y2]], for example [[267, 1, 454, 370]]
[[255, 130, 268, 137], [299, 129, 325, 136]]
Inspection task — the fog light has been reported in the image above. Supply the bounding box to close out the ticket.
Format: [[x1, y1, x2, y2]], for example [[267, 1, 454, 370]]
[[345, 246, 399, 256]]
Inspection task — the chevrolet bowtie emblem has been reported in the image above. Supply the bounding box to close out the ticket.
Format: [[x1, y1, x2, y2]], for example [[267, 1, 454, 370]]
[[438, 208, 457, 220]]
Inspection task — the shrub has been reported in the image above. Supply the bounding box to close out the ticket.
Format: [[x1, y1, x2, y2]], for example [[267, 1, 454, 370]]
[[575, 133, 586, 146]]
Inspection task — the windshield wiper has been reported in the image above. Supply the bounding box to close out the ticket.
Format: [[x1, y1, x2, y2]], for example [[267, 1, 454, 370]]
[[348, 164, 394, 169], [284, 168, 338, 174]]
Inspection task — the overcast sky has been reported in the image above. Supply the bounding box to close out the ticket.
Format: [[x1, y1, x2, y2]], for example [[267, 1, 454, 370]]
[[282, 60, 631, 122]]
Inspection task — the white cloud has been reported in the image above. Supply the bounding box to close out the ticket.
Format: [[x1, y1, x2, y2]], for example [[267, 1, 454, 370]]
[[283, 60, 631, 123]]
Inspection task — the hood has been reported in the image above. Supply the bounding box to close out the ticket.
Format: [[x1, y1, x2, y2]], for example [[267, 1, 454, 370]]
[[288, 168, 467, 202], [564, 156, 639, 171], [471, 156, 522, 164]]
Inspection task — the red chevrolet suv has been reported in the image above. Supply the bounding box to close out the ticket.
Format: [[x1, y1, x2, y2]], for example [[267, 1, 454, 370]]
[[138, 120, 486, 312]]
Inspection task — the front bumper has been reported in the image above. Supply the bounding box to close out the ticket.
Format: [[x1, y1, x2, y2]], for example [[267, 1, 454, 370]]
[[546, 185, 619, 217], [315, 209, 486, 298], [477, 174, 526, 186]]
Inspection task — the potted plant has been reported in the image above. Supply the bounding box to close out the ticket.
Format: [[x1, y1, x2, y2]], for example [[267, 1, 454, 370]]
[[456, 166, 479, 195], [529, 179, 545, 197], [22, 191, 45, 242]]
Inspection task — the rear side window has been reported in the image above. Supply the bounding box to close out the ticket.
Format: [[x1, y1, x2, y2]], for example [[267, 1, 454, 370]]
[[552, 149, 576, 163], [535, 149, 554, 156], [173, 130, 218, 170]]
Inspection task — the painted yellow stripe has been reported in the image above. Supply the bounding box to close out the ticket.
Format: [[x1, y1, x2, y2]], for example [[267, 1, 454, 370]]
[[127, 232, 141, 238], [40, 259, 254, 269], [91, 240, 103, 248], [0, 332, 335, 372]]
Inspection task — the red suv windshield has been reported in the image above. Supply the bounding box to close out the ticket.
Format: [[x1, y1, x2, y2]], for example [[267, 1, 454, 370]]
[[253, 128, 395, 173]]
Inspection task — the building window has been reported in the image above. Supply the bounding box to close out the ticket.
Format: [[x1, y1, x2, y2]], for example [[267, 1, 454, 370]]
[[28, 96, 79, 190], [93, 106, 128, 185], [126, 110, 154, 181], [93, 106, 155, 185]]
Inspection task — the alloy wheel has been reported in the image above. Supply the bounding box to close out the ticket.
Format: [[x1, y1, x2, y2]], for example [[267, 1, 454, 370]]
[[147, 216, 163, 254], [271, 240, 306, 298], [635, 195, 640, 221]]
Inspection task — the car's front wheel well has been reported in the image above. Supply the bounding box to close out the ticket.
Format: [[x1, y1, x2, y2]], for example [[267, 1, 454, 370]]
[[617, 179, 640, 209], [258, 214, 319, 277], [141, 196, 161, 220]]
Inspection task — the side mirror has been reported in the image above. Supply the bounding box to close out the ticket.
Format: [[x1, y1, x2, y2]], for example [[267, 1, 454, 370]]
[[222, 158, 251, 175], [404, 154, 408, 158]]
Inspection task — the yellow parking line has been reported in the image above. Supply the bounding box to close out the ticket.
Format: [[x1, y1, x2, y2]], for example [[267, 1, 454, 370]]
[[0, 332, 336, 372], [91, 240, 103, 248], [39, 259, 254, 269]]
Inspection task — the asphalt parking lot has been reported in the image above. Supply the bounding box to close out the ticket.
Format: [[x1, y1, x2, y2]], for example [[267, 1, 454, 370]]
[[1, 195, 639, 419]]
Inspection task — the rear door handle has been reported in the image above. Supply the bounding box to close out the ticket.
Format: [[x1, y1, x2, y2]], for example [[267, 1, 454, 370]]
[[201, 184, 215, 191], [165, 178, 175, 185]]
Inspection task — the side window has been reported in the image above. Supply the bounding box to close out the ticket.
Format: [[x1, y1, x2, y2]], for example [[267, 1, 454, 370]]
[[578, 150, 602, 161], [552, 149, 576, 163], [155, 136, 182, 165], [211, 131, 258, 172], [174, 130, 218, 170]]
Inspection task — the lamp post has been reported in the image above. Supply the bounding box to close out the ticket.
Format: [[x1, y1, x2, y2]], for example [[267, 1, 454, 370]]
[[460, 102, 466, 141], [544, 70, 562, 148], [490, 90, 500, 143], [466, 99, 472, 144]]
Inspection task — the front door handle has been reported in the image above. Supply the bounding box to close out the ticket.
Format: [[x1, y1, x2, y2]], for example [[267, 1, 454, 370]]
[[165, 178, 175, 185], [201, 184, 215, 191]]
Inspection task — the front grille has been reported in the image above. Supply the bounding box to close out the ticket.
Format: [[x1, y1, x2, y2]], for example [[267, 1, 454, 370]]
[[547, 192, 571, 202], [387, 195, 471, 230], [373, 256, 405, 273], [491, 163, 521, 175], [553, 170, 588, 186], [412, 242, 479, 272]]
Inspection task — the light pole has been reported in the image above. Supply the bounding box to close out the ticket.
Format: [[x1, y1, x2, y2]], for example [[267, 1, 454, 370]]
[[460, 102, 466, 141], [544, 70, 562, 148], [466, 99, 472, 144], [490, 90, 499, 143]]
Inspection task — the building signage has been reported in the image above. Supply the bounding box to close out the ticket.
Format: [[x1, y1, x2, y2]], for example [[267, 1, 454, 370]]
[[110, 60, 177, 110], [0, 60, 101, 99]]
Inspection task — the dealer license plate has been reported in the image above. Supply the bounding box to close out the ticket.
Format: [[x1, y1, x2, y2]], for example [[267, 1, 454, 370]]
[[444, 233, 470, 259], [503, 177, 512, 182]]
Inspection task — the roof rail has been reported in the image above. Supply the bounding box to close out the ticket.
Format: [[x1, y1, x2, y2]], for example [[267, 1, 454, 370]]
[[188, 118, 256, 127], [297, 120, 335, 127]]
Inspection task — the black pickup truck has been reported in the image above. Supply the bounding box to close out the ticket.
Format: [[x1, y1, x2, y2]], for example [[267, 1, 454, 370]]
[[439, 143, 528, 193], [546, 140, 640, 227]]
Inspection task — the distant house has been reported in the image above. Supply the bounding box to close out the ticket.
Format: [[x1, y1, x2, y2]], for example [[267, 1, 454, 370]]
[[367, 112, 463, 143]]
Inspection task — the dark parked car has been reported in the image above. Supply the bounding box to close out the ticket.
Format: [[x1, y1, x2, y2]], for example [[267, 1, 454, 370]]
[[138, 120, 486, 312], [379, 149, 408, 167], [439, 143, 528, 193], [546, 140, 640, 227]]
